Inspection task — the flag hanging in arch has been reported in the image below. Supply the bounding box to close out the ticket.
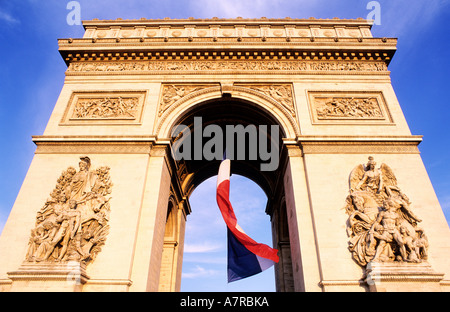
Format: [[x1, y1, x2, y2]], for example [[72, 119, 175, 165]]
[[216, 158, 279, 282]]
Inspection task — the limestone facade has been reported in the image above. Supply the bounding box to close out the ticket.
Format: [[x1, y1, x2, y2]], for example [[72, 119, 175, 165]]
[[0, 17, 449, 292]]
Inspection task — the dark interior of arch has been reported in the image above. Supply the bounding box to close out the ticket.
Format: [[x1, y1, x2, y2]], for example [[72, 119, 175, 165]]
[[170, 97, 288, 212]]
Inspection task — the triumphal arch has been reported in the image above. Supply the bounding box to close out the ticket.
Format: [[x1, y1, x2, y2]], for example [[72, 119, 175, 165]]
[[1, 17, 449, 292]]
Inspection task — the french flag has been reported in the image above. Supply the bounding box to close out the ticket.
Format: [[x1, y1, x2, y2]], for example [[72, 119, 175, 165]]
[[216, 158, 279, 282]]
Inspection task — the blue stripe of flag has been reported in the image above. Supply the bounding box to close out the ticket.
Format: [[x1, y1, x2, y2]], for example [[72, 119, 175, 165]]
[[227, 228, 263, 283]]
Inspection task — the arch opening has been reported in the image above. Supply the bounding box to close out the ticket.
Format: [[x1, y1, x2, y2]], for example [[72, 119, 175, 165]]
[[181, 175, 274, 292], [159, 96, 295, 292], [169, 97, 288, 200]]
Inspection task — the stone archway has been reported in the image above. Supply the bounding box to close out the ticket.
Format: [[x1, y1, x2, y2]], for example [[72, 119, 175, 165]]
[[156, 94, 298, 292], [156, 83, 300, 140]]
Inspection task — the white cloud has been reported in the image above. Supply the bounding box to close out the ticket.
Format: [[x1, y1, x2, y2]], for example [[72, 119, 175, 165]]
[[374, 0, 449, 37], [0, 10, 19, 24], [182, 265, 219, 279], [183, 254, 226, 265], [184, 241, 223, 253]]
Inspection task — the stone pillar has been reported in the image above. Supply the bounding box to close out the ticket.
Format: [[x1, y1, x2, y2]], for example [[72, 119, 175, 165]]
[[283, 145, 323, 292], [271, 201, 295, 292], [158, 199, 187, 292], [128, 145, 172, 291]]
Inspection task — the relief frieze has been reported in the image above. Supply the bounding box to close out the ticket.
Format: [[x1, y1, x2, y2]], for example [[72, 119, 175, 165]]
[[61, 91, 146, 125], [308, 91, 392, 124], [316, 97, 383, 119], [73, 96, 139, 119], [67, 60, 388, 74]]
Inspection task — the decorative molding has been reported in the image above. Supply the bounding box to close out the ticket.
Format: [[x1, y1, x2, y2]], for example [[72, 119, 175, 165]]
[[237, 84, 296, 117], [85, 278, 133, 286], [60, 91, 146, 125], [32, 135, 158, 142], [158, 84, 217, 117], [307, 91, 393, 125], [150, 144, 168, 157], [155, 83, 301, 137], [66, 59, 388, 76], [319, 280, 365, 287], [364, 261, 444, 290], [231, 85, 300, 136], [300, 142, 420, 154], [285, 145, 303, 157], [35, 142, 153, 154], [8, 262, 89, 284], [0, 279, 12, 286], [79, 18, 375, 41]]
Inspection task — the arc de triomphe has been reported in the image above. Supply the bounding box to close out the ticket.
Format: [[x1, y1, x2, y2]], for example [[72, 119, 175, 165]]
[[0, 17, 449, 292]]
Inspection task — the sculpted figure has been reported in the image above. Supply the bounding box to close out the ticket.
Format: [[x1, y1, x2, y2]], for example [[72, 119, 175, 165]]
[[367, 223, 394, 262], [345, 191, 381, 265], [67, 156, 97, 202], [56, 200, 83, 261], [354, 156, 382, 194], [26, 220, 59, 262], [369, 198, 415, 262], [345, 156, 428, 267], [25, 156, 112, 265], [415, 227, 429, 260]]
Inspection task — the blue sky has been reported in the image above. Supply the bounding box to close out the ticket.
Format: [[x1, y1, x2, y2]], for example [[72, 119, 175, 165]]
[[0, 0, 449, 292], [182, 175, 274, 291]]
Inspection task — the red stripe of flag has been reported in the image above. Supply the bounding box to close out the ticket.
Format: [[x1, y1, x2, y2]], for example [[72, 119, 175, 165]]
[[216, 159, 279, 264]]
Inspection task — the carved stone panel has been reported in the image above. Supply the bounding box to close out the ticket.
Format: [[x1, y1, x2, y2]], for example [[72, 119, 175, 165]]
[[24, 156, 113, 266], [238, 84, 296, 117], [67, 60, 388, 75], [61, 91, 146, 125], [344, 157, 428, 268], [308, 91, 393, 124], [158, 84, 217, 117]]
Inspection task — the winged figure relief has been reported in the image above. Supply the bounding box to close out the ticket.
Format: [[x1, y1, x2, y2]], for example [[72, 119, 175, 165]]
[[345, 157, 428, 267]]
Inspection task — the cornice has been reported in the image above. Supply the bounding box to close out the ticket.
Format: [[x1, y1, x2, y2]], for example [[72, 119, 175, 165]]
[[59, 38, 396, 66], [296, 135, 423, 143], [296, 136, 423, 154], [59, 37, 396, 52], [32, 135, 158, 143], [58, 17, 397, 66], [81, 17, 374, 28]]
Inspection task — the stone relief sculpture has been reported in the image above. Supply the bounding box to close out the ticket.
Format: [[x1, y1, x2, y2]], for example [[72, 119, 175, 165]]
[[25, 156, 112, 265], [73, 96, 139, 119], [246, 84, 296, 117], [316, 97, 383, 119], [344, 157, 428, 267], [159, 85, 214, 116], [68, 60, 387, 73]]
